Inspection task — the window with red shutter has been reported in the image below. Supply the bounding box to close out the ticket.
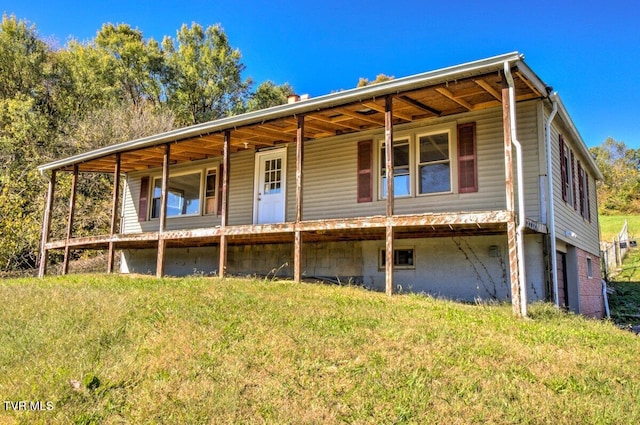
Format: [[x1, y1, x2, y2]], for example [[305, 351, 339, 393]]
[[577, 161, 585, 216], [559, 136, 568, 202], [571, 151, 577, 210], [457, 123, 477, 193], [357, 140, 373, 202], [138, 176, 149, 221]]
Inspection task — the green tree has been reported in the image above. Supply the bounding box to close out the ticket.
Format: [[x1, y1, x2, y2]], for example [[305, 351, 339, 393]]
[[94, 23, 166, 108], [590, 138, 640, 214], [0, 15, 54, 270], [245, 80, 295, 111], [162, 23, 250, 125]]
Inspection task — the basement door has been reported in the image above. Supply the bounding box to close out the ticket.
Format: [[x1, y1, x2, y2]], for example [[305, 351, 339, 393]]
[[254, 148, 287, 224]]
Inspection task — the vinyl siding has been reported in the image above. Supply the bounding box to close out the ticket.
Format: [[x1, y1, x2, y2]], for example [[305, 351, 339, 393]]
[[547, 106, 600, 256], [121, 101, 546, 231]]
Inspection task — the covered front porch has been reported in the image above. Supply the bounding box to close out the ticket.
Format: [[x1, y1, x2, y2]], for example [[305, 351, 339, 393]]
[[38, 52, 548, 317]]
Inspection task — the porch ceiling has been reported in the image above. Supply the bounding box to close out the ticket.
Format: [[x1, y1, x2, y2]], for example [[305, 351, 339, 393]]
[[52, 62, 545, 174]]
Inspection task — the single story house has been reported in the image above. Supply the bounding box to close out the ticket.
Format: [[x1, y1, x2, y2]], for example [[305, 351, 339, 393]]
[[37, 52, 605, 318]]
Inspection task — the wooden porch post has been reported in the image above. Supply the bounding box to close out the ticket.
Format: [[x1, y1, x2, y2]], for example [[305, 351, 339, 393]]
[[108, 153, 121, 273], [384, 96, 394, 296], [62, 165, 79, 275], [38, 170, 56, 278], [294, 115, 305, 283], [219, 130, 231, 278], [156, 144, 170, 278], [502, 72, 522, 316]]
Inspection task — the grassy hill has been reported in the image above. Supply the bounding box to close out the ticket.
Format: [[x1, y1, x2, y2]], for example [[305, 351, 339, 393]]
[[1, 275, 639, 424], [599, 215, 639, 241]]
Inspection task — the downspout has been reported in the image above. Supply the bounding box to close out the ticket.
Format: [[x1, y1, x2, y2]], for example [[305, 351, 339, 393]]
[[545, 94, 560, 306], [504, 62, 528, 317]]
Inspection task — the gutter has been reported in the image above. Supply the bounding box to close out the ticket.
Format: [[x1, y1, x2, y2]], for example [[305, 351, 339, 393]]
[[38, 52, 524, 173], [545, 94, 560, 307], [504, 61, 528, 318]]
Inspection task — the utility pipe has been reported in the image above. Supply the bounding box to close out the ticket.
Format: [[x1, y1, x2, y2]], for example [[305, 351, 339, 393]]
[[545, 94, 560, 307], [504, 62, 528, 318]]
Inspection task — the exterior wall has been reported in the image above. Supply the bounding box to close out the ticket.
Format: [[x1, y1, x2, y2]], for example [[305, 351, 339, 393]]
[[122, 241, 364, 279], [121, 234, 547, 303], [122, 100, 544, 232], [547, 106, 600, 256], [362, 234, 546, 303], [577, 247, 604, 318]]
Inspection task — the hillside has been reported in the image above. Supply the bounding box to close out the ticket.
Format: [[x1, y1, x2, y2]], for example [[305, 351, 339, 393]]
[[1, 275, 639, 424]]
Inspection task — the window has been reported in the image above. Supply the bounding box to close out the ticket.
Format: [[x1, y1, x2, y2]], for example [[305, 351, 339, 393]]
[[380, 139, 411, 198], [204, 169, 217, 215], [374, 125, 468, 201], [151, 172, 202, 219], [418, 132, 450, 194], [577, 161, 591, 221], [379, 247, 415, 270], [586, 257, 593, 278], [559, 135, 573, 205]]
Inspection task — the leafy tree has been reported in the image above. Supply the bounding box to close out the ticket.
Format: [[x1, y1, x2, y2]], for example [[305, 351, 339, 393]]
[[0, 16, 55, 271], [590, 138, 640, 214], [162, 23, 250, 125], [245, 80, 295, 111], [94, 23, 166, 108]]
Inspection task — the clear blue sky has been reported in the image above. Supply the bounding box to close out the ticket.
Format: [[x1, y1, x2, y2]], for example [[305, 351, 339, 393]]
[[4, 0, 640, 149]]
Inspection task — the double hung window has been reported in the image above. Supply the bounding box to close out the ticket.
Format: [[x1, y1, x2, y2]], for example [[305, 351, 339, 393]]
[[418, 133, 450, 194], [380, 139, 411, 198]]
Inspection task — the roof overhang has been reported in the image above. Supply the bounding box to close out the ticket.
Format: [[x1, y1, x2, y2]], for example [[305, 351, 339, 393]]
[[37, 51, 592, 177]]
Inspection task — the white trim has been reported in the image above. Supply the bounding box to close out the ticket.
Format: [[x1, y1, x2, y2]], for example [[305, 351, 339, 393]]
[[415, 123, 456, 196]]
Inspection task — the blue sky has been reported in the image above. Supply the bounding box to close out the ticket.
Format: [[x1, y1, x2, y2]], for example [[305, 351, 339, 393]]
[[4, 0, 640, 149]]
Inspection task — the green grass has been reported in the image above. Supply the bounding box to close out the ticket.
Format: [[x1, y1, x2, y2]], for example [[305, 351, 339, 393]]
[[1, 275, 640, 424], [599, 214, 640, 241], [608, 247, 640, 326]]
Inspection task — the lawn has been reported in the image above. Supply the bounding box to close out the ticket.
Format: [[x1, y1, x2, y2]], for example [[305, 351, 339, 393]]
[[599, 214, 639, 241], [1, 275, 639, 424]]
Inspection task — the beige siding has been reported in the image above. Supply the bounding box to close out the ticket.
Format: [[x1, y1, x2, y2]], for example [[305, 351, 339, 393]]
[[121, 101, 547, 230], [547, 107, 600, 256]]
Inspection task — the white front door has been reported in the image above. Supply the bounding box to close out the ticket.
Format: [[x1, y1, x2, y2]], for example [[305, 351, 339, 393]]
[[254, 148, 287, 224]]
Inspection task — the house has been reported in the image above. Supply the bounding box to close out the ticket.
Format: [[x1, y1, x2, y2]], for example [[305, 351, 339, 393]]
[[37, 52, 605, 318]]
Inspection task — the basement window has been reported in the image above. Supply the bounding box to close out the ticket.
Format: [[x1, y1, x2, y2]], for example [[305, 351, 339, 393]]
[[587, 257, 593, 279], [379, 247, 415, 270]]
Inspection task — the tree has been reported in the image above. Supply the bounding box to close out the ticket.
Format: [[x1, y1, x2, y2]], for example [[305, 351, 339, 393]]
[[590, 138, 640, 214], [162, 23, 250, 125], [0, 15, 54, 270], [357, 73, 394, 87], [245, 80, 295, 112], [94, 23, 166, 108]]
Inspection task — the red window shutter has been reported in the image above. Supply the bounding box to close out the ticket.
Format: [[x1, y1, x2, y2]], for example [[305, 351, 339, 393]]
[[585, 173, 591, 222], [138, 176, 149, 222], [578, 161, 585, 216], [571, 151, 577, 210], [357, 140, 373, 203], [559, 136, 567, 202], [217, 162, 224, 215], [457, 122, 477, 193]]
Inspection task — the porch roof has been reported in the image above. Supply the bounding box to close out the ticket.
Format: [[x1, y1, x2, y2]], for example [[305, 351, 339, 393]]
[[38, 51, 600, 179]]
